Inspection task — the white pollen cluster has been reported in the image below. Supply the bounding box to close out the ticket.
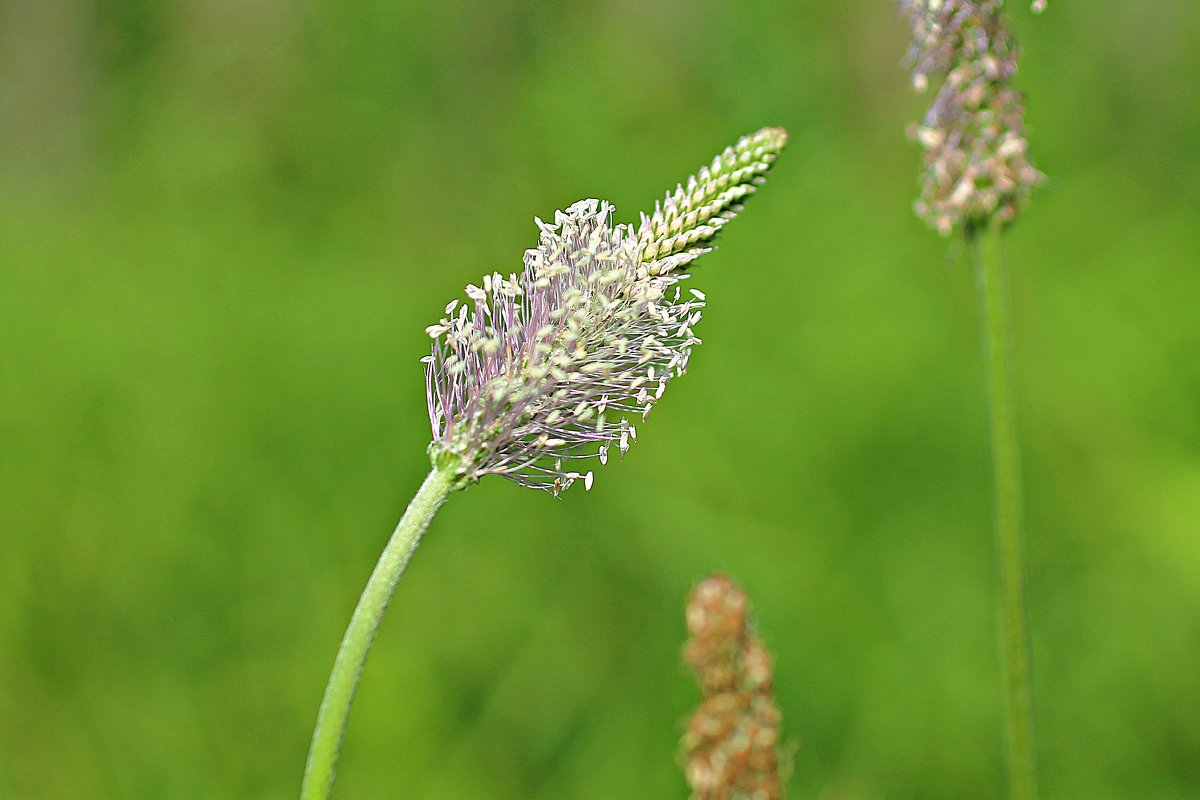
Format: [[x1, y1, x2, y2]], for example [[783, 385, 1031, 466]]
[[423, 128, 786, 494]]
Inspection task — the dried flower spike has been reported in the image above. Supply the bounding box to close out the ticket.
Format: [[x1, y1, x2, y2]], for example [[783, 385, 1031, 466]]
[[424, 128, 786, 494], [900, 0, 1043, 235], [682, 575, 785, 800]]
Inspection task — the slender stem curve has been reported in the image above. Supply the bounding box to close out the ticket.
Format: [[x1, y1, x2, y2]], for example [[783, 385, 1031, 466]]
[[301, 463, 458, 800], [971, 222, 1038, 800]]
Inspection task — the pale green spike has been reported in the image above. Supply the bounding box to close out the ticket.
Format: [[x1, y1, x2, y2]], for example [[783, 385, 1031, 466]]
[[638, 127, 787, 274]]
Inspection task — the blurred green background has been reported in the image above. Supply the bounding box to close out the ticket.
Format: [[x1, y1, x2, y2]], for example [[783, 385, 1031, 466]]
[[2, 1, 1198, 798]]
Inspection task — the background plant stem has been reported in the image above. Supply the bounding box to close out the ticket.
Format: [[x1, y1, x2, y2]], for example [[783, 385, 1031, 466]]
[[301, 463, 457, 800], [971, 222, 1038, 800]]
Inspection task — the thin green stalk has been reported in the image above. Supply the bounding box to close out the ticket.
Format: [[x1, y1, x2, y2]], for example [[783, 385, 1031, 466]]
[[970, 222, 1037, 800], [301, 461, 458, 800]]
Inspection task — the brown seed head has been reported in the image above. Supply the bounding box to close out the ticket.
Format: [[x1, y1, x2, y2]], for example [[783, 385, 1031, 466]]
[[681, 575, 785, 800]]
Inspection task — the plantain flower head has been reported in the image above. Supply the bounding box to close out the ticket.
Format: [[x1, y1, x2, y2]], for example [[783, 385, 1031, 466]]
[[423, 128, 787, 494], [681, 575, 785, 800], [900, 0, 1044, 235]]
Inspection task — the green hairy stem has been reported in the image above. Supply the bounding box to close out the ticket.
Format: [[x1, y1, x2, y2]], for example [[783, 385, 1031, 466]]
[[301, 463, 458, 800]]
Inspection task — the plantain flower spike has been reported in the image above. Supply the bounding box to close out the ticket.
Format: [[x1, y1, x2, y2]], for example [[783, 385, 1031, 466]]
[[900, 0, 1044, 235], [423, 128, 787, 494], [682, 574, 785, 800]]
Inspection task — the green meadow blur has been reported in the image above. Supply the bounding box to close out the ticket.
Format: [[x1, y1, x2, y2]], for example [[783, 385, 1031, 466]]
[[2, 1, 1198, 798]]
